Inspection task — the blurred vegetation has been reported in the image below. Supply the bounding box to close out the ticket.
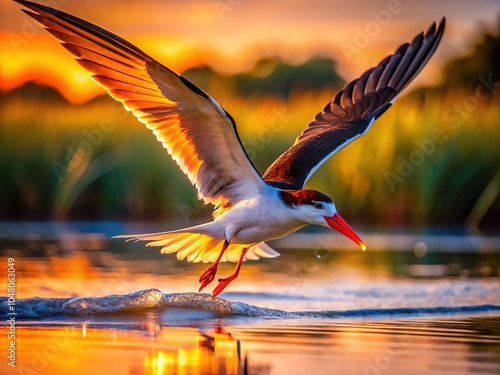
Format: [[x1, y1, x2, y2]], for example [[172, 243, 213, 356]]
[[183, 56, 344, 99], [441, 14, 500, 91], [0, 19, 499, 233]]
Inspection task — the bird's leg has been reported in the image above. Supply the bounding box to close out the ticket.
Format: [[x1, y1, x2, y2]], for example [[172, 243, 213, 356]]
[[211, 247, 248, 297], [199, 240, 230, 292]]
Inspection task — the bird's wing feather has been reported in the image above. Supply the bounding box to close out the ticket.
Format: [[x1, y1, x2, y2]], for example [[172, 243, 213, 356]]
[[119, 230, 279, 263], [263, 18, 445, 190], [16, 0, 265, 206]]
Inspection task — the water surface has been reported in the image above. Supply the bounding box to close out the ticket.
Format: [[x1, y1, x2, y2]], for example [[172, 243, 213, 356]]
[[1, 225, 499, 374]]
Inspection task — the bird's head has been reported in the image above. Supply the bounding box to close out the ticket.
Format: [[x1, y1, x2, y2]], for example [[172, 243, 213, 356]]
[[279, 189, 366, 251]]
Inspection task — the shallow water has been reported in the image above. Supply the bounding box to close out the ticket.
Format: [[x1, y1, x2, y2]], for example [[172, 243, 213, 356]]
[[1, 226, 499, 374], [2, 318, 500, 375]]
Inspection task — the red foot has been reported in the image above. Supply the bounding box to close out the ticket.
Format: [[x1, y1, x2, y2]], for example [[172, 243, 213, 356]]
[[199, 265, 217, 292], [211, 275, 237, 297], [211, 247, 248, 297], [198, 240, 230, 292]]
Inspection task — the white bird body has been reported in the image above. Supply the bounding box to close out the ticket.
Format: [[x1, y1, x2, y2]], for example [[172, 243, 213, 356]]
[[133, 185, 333, 262], [16, 0, 445, 296], [213, 187, 308, 244]]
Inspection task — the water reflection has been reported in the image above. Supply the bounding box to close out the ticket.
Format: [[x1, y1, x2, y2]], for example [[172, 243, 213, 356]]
[[3, 318, 500, 375], [2, 226, 500, 374], [2, 323, 264, 375], [143, 327, 244, 375]]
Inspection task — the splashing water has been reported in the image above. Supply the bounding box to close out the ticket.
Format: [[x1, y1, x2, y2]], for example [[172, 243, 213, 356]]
[[2, 280, 499, 321]]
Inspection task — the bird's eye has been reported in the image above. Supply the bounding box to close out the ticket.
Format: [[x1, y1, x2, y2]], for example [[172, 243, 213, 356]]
[[313, 202, 323, 209]]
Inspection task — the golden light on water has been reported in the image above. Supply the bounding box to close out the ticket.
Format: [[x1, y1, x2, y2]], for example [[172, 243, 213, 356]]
[[142, 330, 240, 375], [2, 318, 495, 375], [177, 349, 187, 367], [147, 352, 170, 375]]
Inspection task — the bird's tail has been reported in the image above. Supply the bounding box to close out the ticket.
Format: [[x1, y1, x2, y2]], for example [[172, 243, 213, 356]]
[[114, 224, 280, 263]]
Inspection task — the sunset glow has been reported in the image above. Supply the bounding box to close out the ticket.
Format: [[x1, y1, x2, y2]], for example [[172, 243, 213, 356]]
[[1, 0, 498, 103]]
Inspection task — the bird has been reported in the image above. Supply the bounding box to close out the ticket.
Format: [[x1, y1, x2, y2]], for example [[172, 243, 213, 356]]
[[16, 0, 445, 297]]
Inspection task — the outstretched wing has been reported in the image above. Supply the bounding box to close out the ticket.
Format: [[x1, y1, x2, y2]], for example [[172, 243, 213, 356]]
[[16, 0, 265, 207], [263, 18, 445, 190]]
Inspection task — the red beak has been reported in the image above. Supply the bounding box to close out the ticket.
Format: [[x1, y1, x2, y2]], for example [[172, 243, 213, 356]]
[[324, 213, 366, 251]]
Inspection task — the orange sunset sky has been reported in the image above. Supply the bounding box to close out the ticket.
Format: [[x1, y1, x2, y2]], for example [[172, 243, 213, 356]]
[[0, 0, 499, 103]]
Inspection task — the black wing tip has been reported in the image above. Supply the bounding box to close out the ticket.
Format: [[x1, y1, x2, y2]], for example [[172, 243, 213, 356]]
[[345, 17, 445, 101], [15, 0, 42, 17], [437, 17, 446, 30], [436, 17, 447, 41], [15, 0, 54, 14], [427, 17, 446, 39], [387, 17, 445, 68], [13, 0, 31, 6], [20, 8, 37, 18]]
